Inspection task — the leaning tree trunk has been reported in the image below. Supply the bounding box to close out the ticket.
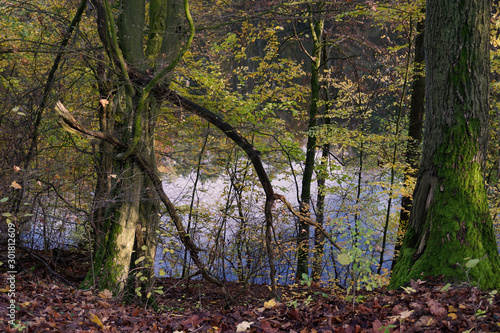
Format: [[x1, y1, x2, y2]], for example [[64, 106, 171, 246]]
[[390, 0, 500, 289]]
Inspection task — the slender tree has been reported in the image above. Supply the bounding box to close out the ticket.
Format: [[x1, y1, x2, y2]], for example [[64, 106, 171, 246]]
[[390, 0, 500, 289], [296, 2, 325, 280]]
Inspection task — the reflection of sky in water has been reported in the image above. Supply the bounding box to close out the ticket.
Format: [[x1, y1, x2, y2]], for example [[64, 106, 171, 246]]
[[156, 165, 400, 287]]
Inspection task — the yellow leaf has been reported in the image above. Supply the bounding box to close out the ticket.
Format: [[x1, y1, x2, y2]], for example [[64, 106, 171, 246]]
[[10, 181, 22, 189], [19, 302, 30, 308], [264, 298, 276, 309], [448, 312, 458, 320], [91, 314, 104, 328], [0, 287, 10, 293]]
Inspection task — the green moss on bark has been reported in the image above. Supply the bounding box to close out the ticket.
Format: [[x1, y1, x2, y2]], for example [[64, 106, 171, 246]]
[[390, 121, 500, 289]]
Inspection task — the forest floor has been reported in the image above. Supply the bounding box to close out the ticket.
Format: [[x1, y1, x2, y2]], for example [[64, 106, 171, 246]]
[[1, 249, 499, 332]]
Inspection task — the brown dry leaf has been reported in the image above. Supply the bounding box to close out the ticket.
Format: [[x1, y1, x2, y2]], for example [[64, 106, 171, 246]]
[[400, 309, 413, 319], [99, 289, 113, 299], [97, 300, 111, 308], [371, 319, 383, 332], [10, 181, 22, 189], [13, 165, 21, 172], [288, 308, 299, 321], [357, 304, 372, 315], [99, 99, 109, 107], [415, 315, 436, 327], [427, 299, 447, 317], [261, 320, 279, 333], [391, 304, 404, 316]]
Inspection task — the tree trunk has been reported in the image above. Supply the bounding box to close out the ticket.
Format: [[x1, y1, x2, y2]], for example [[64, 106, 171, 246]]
[[83, 0, 183, 298], [297, 3, 324, 280], [390, 0, 500, 289], [392, 13, 425, 270]]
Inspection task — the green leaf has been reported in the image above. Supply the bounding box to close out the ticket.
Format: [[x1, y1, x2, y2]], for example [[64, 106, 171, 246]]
[[465, 258, 480, 268], [337, 252, 352, 266], [401, 286, 416, 294], [440, 283, 452, 292], [2, 213, 12, 217], [0, 197, 9, 203], [134, 256, 145, 265]]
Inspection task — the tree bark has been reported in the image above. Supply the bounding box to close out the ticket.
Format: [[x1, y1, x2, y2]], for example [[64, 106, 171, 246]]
[[390, 0, 500, 289], [83, 0, 185, 299]]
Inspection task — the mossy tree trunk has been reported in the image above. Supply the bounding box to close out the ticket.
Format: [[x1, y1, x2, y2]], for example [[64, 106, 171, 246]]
[[390, 0, 500, 289], [84, 0, 185, 298]]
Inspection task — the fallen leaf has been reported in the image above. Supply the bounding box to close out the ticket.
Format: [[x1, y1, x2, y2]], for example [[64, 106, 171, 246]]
[[236, 321, 254, 332], [371, 319, 383, 332], [415, 315, 435, 327], [401, 286, 417, 294], [288, 307, 299, 321], [427, 299, 447, 317], [99, 289, 113, 299], [400, 309, 413, 319], [357, 304, 372, 315], [91, 314, 104, 329], [261, 320, 279, 333], [264, 298, 277, 309]]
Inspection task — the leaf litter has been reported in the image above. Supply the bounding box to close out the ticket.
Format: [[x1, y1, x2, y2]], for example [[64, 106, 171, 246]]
[[1, 267, 499, 332]]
